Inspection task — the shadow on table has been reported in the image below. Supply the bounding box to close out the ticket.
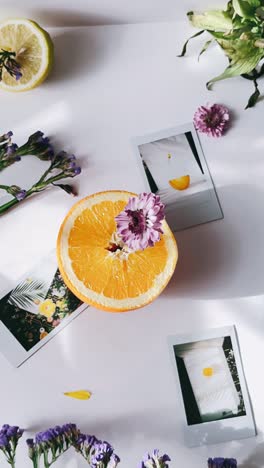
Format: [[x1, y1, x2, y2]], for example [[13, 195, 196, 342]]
[[79, 409, 257, 450], [27, 8, 124, 27], [49, 28, 108, 84], [166, 183, 264, 301], [239, 441, 264, 468]]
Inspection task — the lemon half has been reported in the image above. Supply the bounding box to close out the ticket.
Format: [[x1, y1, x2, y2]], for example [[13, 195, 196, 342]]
[[0, 18, 54, 92]]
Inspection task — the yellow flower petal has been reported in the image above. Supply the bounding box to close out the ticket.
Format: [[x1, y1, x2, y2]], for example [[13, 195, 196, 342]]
[[64, 390, 92, 400]]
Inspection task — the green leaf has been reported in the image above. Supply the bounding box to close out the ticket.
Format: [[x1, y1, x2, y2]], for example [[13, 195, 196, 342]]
[[232, 0, 260, 18], [198, 39, 214, 60], [245, 86, 260, 108], [187, 10, 233, 31], [178, 30, 204, 57], [8, 279, 46, 310], [207, 40, 264, 88]]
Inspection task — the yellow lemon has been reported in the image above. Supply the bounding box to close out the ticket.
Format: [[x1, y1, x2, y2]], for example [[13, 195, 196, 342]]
[[0, 18, 54, 91]]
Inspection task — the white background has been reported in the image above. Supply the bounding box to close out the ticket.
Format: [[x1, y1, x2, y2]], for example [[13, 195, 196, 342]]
[[0, 7, 264, 468], [1, 0, 225, 26]]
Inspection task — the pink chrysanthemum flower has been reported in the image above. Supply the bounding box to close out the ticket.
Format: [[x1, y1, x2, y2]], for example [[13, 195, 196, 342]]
[[194, 104, 230, 137], [115, 193, 165, 251]]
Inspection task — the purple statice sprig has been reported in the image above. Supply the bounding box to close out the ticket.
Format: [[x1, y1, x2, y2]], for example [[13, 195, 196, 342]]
[[115, 192, 165, 252], [74, 435, 120, 468], [0, 50, 22, 82], [15, 131, 55, 161], [0, 131, 20, 172], [194, 104, 230, 138], [0, 130, 54, 173], [27, 423, 80, 468], [139, 449, 171, 468], [0, 424, 24, 468], [0, 144, 81, 216], [208, 458, 237, 468]]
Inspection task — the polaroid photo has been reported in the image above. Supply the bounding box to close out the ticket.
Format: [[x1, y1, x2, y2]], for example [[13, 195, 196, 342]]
[[0, 251, 88, 367], [132, 123, 223, 232], [168, 326, 256, 447]]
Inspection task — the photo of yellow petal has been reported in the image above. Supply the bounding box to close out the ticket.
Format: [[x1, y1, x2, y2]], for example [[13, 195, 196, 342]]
[[64, 390, 92, 400], [169, 175, 190, 191], [203, 367, 213, 377]]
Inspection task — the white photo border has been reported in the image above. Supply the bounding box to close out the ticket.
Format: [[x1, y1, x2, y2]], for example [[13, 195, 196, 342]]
[[0, 252, 88, 368], [131, 122, 223, 232], [167, 325, 257, 447]]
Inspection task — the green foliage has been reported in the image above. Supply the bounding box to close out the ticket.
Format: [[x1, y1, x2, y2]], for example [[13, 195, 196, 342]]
[[8, 279, 46, 310], [180, 0, 264, 107], [187, 10, 233, 31]]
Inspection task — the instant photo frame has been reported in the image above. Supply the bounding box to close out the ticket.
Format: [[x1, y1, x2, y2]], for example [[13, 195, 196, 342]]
[[168, 326, 256, 447], [0, 251, 88, 367], [132, 123, 223, 232]]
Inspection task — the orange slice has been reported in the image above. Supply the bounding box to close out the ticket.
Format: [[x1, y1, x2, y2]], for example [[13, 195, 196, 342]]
[[57, 190, 178, 312], [169, 175, 190, 191]]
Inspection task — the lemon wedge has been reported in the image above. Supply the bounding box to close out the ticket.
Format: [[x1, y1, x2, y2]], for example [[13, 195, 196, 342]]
[[0, 18, 54, 92]]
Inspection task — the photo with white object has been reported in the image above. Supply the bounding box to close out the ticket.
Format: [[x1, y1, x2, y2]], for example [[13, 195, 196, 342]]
[[168, 326, 256, 447], [0, 250, 88, 367], [132, 123, 223, 231]]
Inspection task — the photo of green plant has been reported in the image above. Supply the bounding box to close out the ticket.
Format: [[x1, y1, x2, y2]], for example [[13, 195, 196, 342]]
[[0, 253, 83, 357]]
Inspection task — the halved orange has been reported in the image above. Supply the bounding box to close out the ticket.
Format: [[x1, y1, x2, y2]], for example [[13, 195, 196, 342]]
[[169, 175, 190, 191], [57, 190, 178, 312]]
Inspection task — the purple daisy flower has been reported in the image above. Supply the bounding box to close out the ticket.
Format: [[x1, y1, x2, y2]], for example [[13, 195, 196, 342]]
[[194, 104, 230, 137], [115, 192, 165, 251]]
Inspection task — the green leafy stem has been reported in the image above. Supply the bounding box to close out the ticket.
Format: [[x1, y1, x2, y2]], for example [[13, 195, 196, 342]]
[[0, 164, 77, 216], [179, 0, 264, 108]]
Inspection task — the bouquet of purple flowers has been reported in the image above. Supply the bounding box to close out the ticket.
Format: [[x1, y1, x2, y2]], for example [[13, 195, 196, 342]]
[[0, 422, 238, 467]]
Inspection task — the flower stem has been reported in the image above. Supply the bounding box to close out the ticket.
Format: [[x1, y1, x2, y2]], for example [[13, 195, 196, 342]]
[[43, 451, 50, 468], [0, 184, 11, 192], [0, 197, 19, 214]]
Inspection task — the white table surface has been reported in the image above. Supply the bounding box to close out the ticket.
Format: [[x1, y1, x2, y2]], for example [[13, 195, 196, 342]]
[[1, 21, 264, 467], [0, 0, 226, 26]]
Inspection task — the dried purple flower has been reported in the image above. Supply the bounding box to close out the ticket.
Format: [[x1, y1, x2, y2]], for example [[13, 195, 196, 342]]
[[5, 144, 19, 158], [0, 131, 13, 143], [16, 130, 54, 160], [75, 435, 120, 468], [5, 185, 27, 201], [0, 50, 22, 82], [5, 58, 22, 80], [90, 441, 115, 467], [208, 458, 237, 468], [52, 151, 81, 177], [29, 423, 80, 467], [115, 192, 165, 251], [0, 434, 9, 449], [15, 190, 26, 201], [194, 104, 230, 137], [140, 449, 171, 468], [0, 424, 24, 467]]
